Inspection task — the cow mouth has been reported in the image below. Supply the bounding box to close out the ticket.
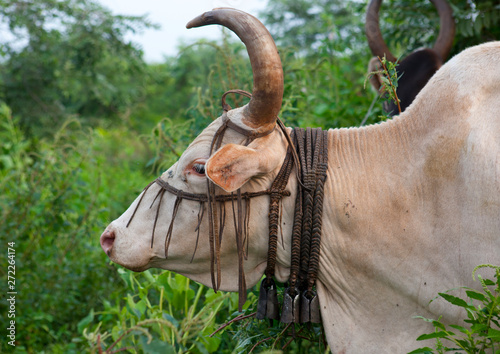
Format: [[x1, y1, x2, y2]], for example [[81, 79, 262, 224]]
[[124, 264, 150, 273], [109, 256, 151, 273]]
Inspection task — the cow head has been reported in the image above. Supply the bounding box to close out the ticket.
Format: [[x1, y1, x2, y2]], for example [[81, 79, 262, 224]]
[[100, 8, 292, 292], [365, 0, 455, 115]]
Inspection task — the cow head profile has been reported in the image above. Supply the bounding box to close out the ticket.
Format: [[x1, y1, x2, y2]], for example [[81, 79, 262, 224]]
[[365, 0, 455, 115], [100, 8, 293, 293]]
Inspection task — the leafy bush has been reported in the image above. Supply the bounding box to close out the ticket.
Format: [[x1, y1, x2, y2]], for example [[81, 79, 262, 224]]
[[411, 265, 500, 354], [79, 269, 328, 353], [79, 268, 244, 353], [0, 105, 151, 352], [0, 0, 155, 136]]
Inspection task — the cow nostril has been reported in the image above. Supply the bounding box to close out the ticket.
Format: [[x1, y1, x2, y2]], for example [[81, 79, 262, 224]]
[[100, 229, 116, 257]]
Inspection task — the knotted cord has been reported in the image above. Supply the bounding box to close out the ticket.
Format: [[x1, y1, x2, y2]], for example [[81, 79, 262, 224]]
[[258, 126, 329, 324]]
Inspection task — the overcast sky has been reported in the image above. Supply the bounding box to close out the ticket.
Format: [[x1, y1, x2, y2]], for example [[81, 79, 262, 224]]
[[97, 0, 268, 63]]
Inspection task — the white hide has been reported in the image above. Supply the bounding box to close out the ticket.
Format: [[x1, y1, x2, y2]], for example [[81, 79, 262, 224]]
[[103, 42, 500, 352]]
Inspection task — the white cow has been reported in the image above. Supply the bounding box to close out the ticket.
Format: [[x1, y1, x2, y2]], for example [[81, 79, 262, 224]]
[[100, 8, 500, 353]]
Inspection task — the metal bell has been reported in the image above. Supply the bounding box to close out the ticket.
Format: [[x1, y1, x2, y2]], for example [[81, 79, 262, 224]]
[[256, 278, 269, 320], [280, 287, 300, 323], [300, 290, 311, 323], [266, 284, 280, 320], [256, 277, 280, 320], [309, 292, 321, 323]]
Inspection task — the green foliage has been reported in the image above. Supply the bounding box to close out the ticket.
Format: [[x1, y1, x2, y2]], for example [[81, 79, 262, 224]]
[[365, 0, 500, 58], [80, 269, 240, 353], [373, 56, 401, 113], [449, 0, 500, 54], [212, 283, 328, 353], [0, 0, 156, 136], [177, 36, 253, 125], [411, 265, 500, 353], [0, 103, 151, 352], [261, 0, 366, 54], [365, 55, 402, 119], [78, 267, 326, 353], [145, 118, 195, 174], [279, 44, 383, 128]]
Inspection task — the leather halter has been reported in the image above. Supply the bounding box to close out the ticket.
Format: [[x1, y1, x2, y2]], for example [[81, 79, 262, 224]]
[[126, 90, 293, 312], [126, 91, 329, 323]]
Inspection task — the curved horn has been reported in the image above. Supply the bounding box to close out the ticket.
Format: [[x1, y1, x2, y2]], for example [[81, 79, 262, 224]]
[[365, 0, 397, 62], [431, 0, 455, 61], [187, 8, 284, 129]]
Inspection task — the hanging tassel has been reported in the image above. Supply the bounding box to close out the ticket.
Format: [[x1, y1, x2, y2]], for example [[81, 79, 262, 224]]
[[232, 190, 247, 312]]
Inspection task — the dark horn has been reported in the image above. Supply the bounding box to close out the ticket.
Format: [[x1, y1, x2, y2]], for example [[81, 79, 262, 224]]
[[431, 0, 455, 61], [365, 0, 397, 62], [187, 8, 284, 130]]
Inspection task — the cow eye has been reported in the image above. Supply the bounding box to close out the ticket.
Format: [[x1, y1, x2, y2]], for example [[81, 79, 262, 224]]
[[192, 162, 206, 176]]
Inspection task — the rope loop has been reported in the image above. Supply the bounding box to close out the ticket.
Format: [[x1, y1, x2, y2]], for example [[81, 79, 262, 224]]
[[221, 89, 252, 112]]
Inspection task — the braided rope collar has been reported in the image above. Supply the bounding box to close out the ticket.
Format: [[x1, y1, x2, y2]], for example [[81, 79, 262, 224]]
[[257, 127, 329, 324], [127, 91, 329, 323]]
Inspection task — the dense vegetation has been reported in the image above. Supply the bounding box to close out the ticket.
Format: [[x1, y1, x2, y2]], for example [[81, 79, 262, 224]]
[[0, 0, 498, 352]]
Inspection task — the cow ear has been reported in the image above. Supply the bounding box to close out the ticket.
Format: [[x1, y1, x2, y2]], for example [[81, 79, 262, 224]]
[[206, 143, 278, 192]]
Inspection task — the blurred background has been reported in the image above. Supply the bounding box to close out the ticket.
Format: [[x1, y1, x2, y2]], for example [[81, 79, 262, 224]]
[[0, 0, 498, 352]]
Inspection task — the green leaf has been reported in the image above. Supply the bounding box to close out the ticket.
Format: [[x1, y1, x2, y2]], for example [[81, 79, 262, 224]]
[[77, 309, 94, 334], [140, 338, 176, 354], [438, 293, 471, 309], [449, 324, 469, 334], [162, 313, 179, 327], [487, 328, 500, 340], [432, 320, 446, 331], [407, 347, 434, 354], [483, 279, 495, 286], [126, 294, 142, 318], [195, 341, 210, 354], [471, 323, 488, 333], [201, 330, 221, 353], [313, 103, 329, 116], [416, 331, 450, 341], [143, 270, 156, 283], [156, 272, 174, 298], [466, 290, 487, 302], [455, 339, 471, 349], [474, 16, 483, 35], [135, 298, 147, 316]]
